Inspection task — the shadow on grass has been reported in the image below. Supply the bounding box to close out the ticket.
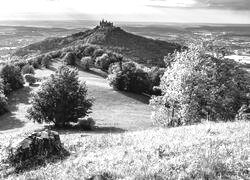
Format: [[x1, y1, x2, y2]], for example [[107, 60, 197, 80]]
[[47, 65, 57, 71], [0, 86, 32, 131], [76, 66, 108, 78], [44, 124, 126, 135], [29, 83, 40, 87], [118, 91, 150, 104], [3, 154, 69, 178]]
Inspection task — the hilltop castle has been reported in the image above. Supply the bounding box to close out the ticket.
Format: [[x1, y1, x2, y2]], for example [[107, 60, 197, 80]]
[[99, 19, 114, 28]]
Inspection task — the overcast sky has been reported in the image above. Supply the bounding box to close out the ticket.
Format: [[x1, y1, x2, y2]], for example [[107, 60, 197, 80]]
[[0, 0, 250, 24]]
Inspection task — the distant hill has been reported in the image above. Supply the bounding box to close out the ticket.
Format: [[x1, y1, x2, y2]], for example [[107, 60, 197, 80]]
[[14, 22, 183, 66]]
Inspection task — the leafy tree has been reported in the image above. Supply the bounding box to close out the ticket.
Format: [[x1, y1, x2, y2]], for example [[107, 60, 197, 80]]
[[41, 54, 52, 68], [0, 64, 24, 95], [108, 62, 150, 94], [148, 67, 165, 95], [63, 52, 78, 65], [22, 64, 35, 75], [24, 74, 36, 85], [0, 79, 8, 115], [13, 60, 29, 70], [84, 45, 96, 56], [95, 53, 110, 71], [80, 57, 92, 70], [27, 66, 93, 127], [150, 45, 250, 127]]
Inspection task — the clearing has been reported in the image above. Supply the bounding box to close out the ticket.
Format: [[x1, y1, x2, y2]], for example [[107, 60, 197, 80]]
[[0, 60, 152, 134]]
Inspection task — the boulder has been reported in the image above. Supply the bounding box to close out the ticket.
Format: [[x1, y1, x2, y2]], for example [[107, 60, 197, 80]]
[[8, 130, 69, 170]]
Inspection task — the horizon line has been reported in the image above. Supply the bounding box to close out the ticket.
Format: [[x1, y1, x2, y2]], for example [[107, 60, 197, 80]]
[[0, 19, 250, 26]]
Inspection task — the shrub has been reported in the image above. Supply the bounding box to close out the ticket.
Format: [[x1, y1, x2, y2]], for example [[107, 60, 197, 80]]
[[24, 74, 36, 85], [78, 117, 95, 130], [27, 66, 93, 127], [80, 57, 92, 70], [22, 64, 35, 75], [0, 64, 24, 95], [0, 79, 8, 115], [108, 62, 151, 94], [150, 45, 250, 127], [63, 52, 78, 66]]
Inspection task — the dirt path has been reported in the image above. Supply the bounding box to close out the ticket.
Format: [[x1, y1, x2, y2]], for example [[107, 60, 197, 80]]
[[0, 62, 153, 133]]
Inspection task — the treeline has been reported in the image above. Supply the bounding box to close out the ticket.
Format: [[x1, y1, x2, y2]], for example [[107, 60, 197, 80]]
[[16, 43, 166, 95], [151, 45, 250, 126], [0, 63, 37, 115], [7, 41, 250, 127]]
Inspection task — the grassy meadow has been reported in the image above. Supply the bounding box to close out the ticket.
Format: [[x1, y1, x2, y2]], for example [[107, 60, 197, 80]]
[[0, 121, 249, 179]]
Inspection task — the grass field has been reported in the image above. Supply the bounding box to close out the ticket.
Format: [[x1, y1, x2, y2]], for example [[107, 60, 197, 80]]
[[0, 60, 249, 179], [1, 121, 249, 179], [0, 60, 152, 134]]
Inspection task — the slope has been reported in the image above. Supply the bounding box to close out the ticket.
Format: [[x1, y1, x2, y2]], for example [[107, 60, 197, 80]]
[[14, 24, 183, 66]]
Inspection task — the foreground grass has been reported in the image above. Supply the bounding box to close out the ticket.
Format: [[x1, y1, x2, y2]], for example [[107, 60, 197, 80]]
[[1, 121, 250, 180]]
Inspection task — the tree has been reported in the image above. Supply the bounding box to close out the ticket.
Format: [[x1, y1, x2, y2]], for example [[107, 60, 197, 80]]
[[41, 54, 52, 68], [0, 79, 8, 115], [24, 74, 36, 85], [0, 64, 24, 95], [80, 57, 92, 70], [150, 45, 250, 127], [108, 62, 151, 94], [63, 52, 78, 66], [27, 66, 93, 127], [22, 64, 35, 75], [95, 53, 110, 71]]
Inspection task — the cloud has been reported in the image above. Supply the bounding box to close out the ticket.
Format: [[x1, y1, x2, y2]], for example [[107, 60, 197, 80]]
[[196, 0, 250, 10], [148, 0, 250, 11]]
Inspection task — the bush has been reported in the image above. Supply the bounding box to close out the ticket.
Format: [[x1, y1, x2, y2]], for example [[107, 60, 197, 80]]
[[0, 79, 8, 115], [63, 52, 78, 66], [0, 64, 24, 95], [24, 74, 36, 85], [22, 64, 35, 75], [108, 62, 151, 94], [78, 117, 95, 130], [150, 45, 250, 127], [27, 66, 93, 127], [80, 57, 92, 70]]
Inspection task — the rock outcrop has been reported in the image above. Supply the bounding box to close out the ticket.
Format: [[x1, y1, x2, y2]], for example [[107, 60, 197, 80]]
[[8, 130, 69, 170]]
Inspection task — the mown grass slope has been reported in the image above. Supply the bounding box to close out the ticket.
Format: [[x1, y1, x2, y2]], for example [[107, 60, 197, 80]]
[[1, 121, 249, 179]]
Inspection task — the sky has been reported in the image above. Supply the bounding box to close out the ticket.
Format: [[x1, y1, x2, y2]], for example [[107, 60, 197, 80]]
[[0, 0, 250, 24]]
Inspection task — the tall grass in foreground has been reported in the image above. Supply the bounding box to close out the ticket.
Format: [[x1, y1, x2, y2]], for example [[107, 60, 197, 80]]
[[1, 121, 249, 179]]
